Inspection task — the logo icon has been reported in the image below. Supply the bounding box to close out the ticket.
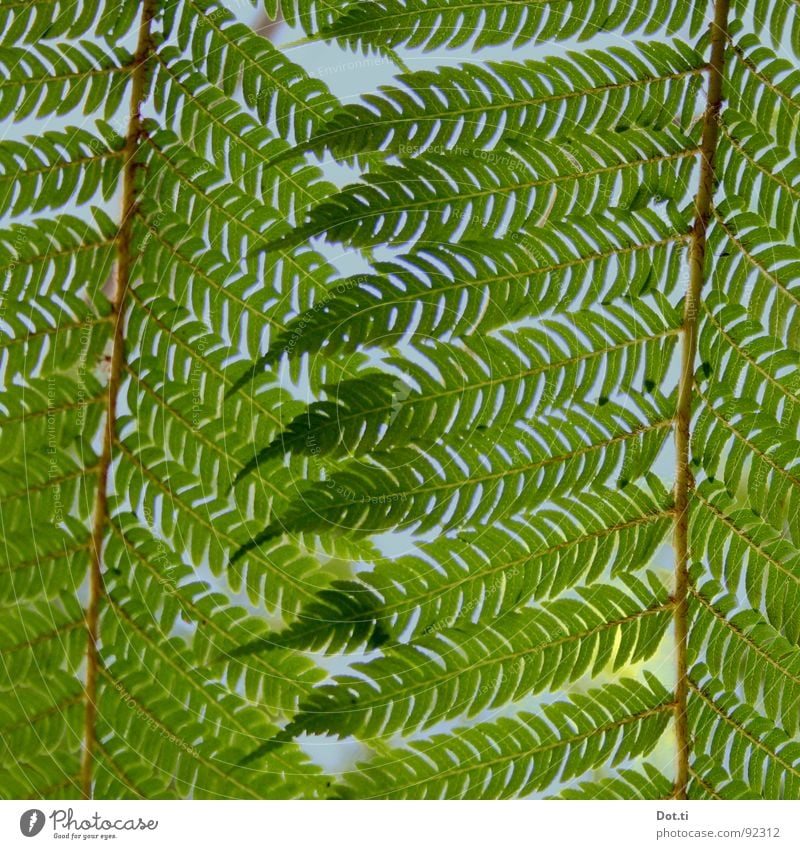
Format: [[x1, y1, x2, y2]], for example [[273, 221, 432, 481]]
[[20, 810, 45, 837]]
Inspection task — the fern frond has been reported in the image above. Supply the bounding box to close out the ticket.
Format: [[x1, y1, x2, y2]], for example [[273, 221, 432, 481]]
[[0, 588, 89, 796], [0, 125, 124, 218], [306, 40, 704, 161], [263, 0, 352, 33], [94, 655, 324, 799], [103, 543, 326, 715], [144, 126, 335, 241], [557, 763, 673, 799], [0, 40, 133, 122], [143, 137, 282, 251], [726, 33, 800, 146], [108, 422, 341, 615], [235, 483, 672, 656], [4, 0, 800, 803], [0, 209, 117, 298], [120, 233, 374, 616], [309, 0, 704, 55], [166, 0, 339, 142], [694, 390, 800, 541], [279, 128, 696, 250], [689, 667, 800, 799], [240, 300, 680, 480], [0, 0, 139, 46], [132, 194, 352, 394], [250, 210, 687, 397], [0, 514, 91, 605], [732, 0, 800, 51], [289, 574, 670, 740], [236, 393, 673, 554], [148, 69, 337, 208], [687, 756, 754, 799], [337, 675, 673, 799], [692, 483, 800, 645], [689, 575, 800, 736], [699, 291, 800, 433], [719, 115, 800, 241], [708, 210, 800, 347]]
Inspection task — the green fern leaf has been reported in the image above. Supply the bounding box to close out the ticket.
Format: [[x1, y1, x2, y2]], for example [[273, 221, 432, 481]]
[[337, 675, 673, 799]]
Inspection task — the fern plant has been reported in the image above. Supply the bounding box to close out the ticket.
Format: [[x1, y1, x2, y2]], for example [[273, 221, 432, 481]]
[[1, 0, 799, 800]]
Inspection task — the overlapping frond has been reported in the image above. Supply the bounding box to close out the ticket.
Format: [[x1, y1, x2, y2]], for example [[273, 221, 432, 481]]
[[243, 301, 679, 479], [275, 127, 696, 251], [0, 214, 111, 797], [288, 574, 671, 740], [305, 40, 704, 162], [336, 675, 673, 799], [162, 0, 339, 142], [233, 482, 672, 658], [309, 0, 705, 54], [261, 208, 687, 366], [238, 393, 673, 554]]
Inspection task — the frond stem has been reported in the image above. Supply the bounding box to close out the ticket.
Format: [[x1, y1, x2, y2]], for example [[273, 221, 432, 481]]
[[80, 0, 156, 800], [672, 0, 730, 801]]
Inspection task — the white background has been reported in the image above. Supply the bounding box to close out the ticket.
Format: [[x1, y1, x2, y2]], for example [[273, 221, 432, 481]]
[[1, 800, 798, 849]]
